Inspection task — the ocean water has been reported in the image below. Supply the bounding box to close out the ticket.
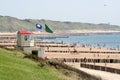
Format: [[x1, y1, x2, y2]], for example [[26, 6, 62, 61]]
[[55, 34, 120, 49], [35, 34, 120, 49]]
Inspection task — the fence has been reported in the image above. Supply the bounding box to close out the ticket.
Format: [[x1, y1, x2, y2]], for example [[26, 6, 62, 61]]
[[80, 63, 120, 74]]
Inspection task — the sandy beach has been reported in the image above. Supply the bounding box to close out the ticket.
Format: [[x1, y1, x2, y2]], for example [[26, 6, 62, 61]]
[[0, 30, 120, 35]]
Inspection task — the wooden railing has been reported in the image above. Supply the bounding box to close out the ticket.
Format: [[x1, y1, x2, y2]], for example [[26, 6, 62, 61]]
[[80, 63, 120, 74]]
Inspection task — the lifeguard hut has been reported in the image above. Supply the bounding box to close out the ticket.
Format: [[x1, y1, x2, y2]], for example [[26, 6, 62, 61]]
[[17, 30, 34, 48], [17, 30, 44, 58]]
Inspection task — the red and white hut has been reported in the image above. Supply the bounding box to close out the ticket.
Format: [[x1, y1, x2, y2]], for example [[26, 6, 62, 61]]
[[17, 30, 34, 47]]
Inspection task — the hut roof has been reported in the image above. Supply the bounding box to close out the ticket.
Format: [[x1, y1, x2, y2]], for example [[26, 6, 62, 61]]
[[18, 30, 33, 34]]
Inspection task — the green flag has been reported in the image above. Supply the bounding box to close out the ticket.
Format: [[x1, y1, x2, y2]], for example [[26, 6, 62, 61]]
[[45, 24, 53, 33]]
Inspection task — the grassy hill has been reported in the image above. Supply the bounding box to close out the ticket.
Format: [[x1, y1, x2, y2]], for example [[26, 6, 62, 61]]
[[0, 15, 120, 32], [0, 48, 101, 80], [0, 48, 73, 80]]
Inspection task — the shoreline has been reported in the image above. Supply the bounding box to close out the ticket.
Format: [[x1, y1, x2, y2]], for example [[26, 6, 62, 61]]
[[55, 30, 120, 36], [0, 30, 120, 35]]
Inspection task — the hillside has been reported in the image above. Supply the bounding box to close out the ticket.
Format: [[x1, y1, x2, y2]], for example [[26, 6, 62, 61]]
[[0, 48, 73, 80], [0, 16, 120, 32], [0, 48, 101, 80]]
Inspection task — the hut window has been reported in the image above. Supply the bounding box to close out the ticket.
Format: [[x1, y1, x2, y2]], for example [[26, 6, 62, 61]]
[[24, 35, 29, 41]]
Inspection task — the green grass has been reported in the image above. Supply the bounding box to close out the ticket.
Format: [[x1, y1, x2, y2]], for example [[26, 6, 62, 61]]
[[0, 48, 69, 80]]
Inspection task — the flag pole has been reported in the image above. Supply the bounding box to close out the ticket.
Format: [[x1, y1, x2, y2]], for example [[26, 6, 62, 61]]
[[44, 24, 54, 58], [43, 24, 46, 59], [43, 24, 45, 53]]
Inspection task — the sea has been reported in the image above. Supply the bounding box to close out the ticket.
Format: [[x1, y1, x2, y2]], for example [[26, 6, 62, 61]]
[[35, 33, 120, 49]]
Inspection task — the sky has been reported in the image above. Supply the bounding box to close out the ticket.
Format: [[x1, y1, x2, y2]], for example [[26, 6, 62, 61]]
[[0, 0, 120, 26]]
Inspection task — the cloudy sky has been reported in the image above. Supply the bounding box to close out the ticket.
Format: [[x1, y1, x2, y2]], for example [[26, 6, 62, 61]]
[[0, 0, 119, 25]]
